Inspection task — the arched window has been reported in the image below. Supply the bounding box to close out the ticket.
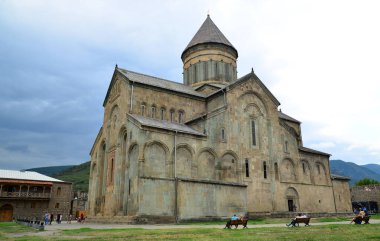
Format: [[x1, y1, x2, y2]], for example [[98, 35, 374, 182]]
[[245, 159, 249, 177], [160, 107, 166, 120], [141, 103, 146, 116], [109, 158, 114, 184], [263, 161, 267, 179], [302, 163, 306, 173], [285, 141, 289, 152], [151, 105, 156, 118], [221, 128, 225, 141], [274, 163, 279, 180], [251, 120, 257, 146], [178, 111, 184, 124], [170, 109, 175, 122], [317, 164, 321, 174]]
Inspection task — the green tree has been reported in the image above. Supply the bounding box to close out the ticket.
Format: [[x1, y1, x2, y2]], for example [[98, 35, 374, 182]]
[[355, 178, 380, 186]]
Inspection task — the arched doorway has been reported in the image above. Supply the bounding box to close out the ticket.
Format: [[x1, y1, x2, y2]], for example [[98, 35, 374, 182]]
[[285, 187, 299, 212], [0, 204, 13, 221]]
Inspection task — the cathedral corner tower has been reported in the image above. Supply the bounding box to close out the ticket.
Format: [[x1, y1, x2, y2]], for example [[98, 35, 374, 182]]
[[181, 15, 238, 87]]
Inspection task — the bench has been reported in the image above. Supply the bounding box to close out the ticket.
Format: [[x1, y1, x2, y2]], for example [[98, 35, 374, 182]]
[[225, 219, 248, 229], [353, 216, 371, 224], [287, 217, 310, 227], [295, 217, 310, 226]]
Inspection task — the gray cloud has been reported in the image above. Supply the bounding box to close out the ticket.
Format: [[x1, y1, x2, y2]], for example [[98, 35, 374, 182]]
[[0, 0, 379, 170]]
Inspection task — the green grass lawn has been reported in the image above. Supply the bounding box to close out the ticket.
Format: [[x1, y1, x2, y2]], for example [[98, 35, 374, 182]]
[[1, 221, 380, 241]]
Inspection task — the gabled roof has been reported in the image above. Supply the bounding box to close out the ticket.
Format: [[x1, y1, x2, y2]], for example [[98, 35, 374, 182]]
[[117, 68, 206, 98], [182, 15, 238, 58], [103, 67, 207, 106], [278, 111, 301, 124], [207, 71, 281, 106], [128, 114, 206, 137], [299, 146, 331, 157], [0, 169, 66, 183]]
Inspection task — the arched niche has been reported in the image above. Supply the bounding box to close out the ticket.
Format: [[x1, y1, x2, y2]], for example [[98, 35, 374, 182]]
[[143, 141, 170, 178], [314, 162, 328, 185], [175, 144, 194, 178], [301, 160, 313, 184], [220, 151, 239, 182], [280, 158, 297, 182], [196, 148, 217, 180]]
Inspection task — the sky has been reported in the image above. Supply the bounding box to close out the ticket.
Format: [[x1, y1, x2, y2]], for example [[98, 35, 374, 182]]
[[0, 0, 379, 170]]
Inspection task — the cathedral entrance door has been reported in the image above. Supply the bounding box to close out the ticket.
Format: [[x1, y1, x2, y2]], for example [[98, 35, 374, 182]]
[[288, 199, 294, 212]]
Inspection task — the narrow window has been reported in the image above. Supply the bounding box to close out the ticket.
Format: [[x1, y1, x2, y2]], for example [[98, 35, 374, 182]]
[[151, 106, 156, 118], [128, 179, 131, 195], [221, 128, 225, 140], [56, 187, 61, 196], [110, 158, 114, 184], [317, 165, 321, 174], [245, 159, 249, 177], [302, 163, 306, 174], [55, 203, 59, 208], [141, 104, 145, 116], [263, 161, 267, 179], [170, 110, 175, 122], [285, 141, 288, 152], [160, 108, 165, 120], [194, 65, 197, 83], [251, 120, 257, 146], [274, 163, 279, 180], [178, 111, 184, 124]]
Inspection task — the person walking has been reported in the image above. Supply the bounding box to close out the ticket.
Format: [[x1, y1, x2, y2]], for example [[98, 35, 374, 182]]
[[44, 212, 49, 225], [49, 213, 54, 225]]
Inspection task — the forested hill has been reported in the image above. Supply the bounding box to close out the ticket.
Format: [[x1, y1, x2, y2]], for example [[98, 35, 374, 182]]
[[53, 161, 90, 192], [26, 162, 90, 192], [25, 165, 75, 176], [330, 160, 380, 186]]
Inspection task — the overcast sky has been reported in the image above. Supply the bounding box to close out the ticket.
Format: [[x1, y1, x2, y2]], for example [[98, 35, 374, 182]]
[[0, 0, 379, 170]]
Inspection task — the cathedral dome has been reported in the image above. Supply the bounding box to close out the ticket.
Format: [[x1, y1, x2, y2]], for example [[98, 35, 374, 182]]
[[182, 15, 238, 87]]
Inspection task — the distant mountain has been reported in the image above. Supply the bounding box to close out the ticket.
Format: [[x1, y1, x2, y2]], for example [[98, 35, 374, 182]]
[[53, 161, 90, 192], [25, 165, 75, 176], [330, 160, 380, 186], [362, 164, 380, 176]]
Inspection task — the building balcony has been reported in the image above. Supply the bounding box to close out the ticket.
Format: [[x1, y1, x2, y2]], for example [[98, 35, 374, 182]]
[[0, 191, 51, 199]]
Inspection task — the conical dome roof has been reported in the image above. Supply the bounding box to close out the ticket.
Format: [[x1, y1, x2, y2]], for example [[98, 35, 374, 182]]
[[182, 15, 238, 59]]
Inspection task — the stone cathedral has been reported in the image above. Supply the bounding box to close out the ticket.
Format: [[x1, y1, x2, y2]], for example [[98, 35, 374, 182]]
[[88, 15, 351, 223]]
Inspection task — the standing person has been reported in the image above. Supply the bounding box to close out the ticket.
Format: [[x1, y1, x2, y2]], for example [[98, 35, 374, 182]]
[[49, 213, 54, 225], [44, 212, 49, 225], [67, 213, 72, 224], [80, 213, 85, 224], [56, 214, 61, 224]]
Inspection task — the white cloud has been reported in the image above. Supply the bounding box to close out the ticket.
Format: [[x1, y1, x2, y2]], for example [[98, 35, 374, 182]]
[[0, 0, 379, 168]]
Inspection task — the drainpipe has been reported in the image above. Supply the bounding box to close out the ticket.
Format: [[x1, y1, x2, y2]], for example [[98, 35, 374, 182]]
[[174, 131, 178, 223], [331, 177, 338, 214], [130, 81, 134, 113]]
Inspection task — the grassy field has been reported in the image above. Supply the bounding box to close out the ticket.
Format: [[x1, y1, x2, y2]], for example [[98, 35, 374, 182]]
[[1, 221, 380, 241]]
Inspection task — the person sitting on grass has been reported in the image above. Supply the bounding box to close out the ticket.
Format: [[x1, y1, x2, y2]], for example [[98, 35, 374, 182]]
[[350, 208, 365, 224], [286, 213, 306, 227]]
